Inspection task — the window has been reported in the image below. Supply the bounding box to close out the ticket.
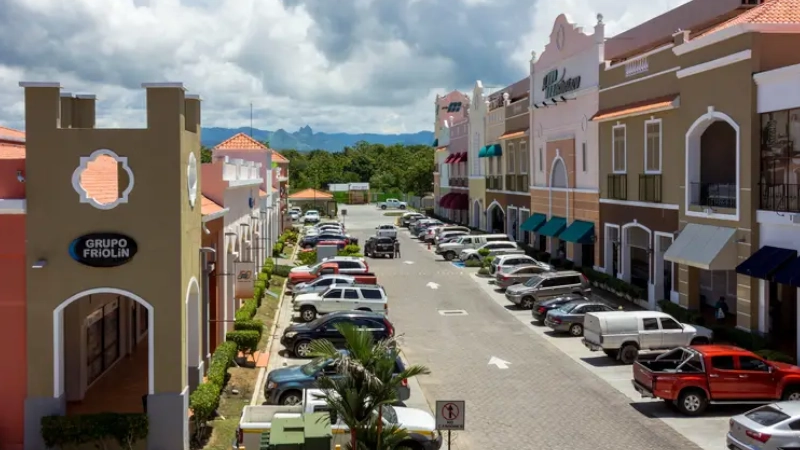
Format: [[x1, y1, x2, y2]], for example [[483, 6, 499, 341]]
[[612, 125, 627, 173], [746, 407, 790, 426], [564, 276, 582, 285], [788, 419, 800, 431], [642, 318, 659, 330], [739, 356, 770, 371], [340, 261, 360, 269], [645, 120, 662, 173], [520, 142, 528, 174], [660, 318, 682, 330], [538, 148, 543, 172], [361, 289, 383, 300], [582, 143, 587, 172], [711, 356, 735, 370], [324, 289, 343, 299], [507, 143, 516, 173], [87, 300, 120, 385], [343, 289, 359, 300]]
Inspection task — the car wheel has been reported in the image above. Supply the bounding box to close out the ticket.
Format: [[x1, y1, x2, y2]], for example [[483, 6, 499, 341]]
[[677, 388, 708, 416], [569, 323, 584, 336], [782, 387, 800, 401], [300, 306, 317, 322], [280, 390, 303, 405], [603, 349, 618, 359], [444, 251, 456, 261], [381, 205, 387, 210], [399, 205, 406, 210], [520, 296, 534, 309], [619, 344, 639, 364], [293, 340, 312, 358]]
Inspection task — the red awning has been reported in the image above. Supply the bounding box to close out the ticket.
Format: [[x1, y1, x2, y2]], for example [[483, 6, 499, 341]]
[[460, 152, 468, 162], [451, 152, 464, 163], [444, 154, 455, 163], [454, 193, 468, 210], [439, 193, 452, 207], [444, 193, 456, 208]]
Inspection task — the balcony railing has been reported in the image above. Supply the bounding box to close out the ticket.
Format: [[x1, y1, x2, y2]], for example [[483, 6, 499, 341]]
[[689, 182, 736, 209], [607, 174, 627, 200], [486, 175, 502, 190], [517, 174, 529, 192], [760, 183, 800, 213], [639, 174, 662, 203], [450, 177, 467, 187]]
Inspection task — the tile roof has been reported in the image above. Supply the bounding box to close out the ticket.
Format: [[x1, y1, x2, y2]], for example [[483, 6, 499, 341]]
[[288, 188, 333, 200], [0, 143, 25, 159], [0, 126, 25, 142], [698, 0, 800, 37], [499, 130, 528, 140], [272, 151, 289, 163], [591, 95, 679, 122], [259, 189, 268, 197], [201, 195, 224, 217], [214, 132, 268, 150], [78, 155, 120, 204]]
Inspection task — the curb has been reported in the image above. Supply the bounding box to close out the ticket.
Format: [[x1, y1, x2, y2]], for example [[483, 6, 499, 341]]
[[250, 241, 300, 406]]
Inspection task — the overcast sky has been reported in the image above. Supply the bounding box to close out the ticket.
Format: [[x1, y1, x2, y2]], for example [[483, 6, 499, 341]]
[[0, 0, 689, 134]]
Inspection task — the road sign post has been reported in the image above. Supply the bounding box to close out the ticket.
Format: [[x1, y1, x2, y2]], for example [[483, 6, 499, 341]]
[[435, 400, 465, 450]]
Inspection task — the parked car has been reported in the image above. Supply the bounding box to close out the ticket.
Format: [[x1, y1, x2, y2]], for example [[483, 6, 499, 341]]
[[290, 256, 366, 274], [264, 350, 411, 405], [289, 210, 300, 221], [421, 226, 442, 243], [365, 236, 396, 258], [435, 229, 469, 245], [316, 224, 344, 234], [300, 232, 357, 249], [288, 261, 375, 287], [530, 293, 588, 323], [632, 346, 800, 416], [375, 224, 398, 239], [460, 241, 525, 262], [434, 234, 510, 261], [728, 402, 800, 450], [490, 254, 550, 276], [495, 264, 553, 290], [303, 210, 321, 224], [412, 220, 443, 237], [544, 299, 616, 336], [582, 310, 714, 364], [378, 198, 408, 210], [401, 212, 426, 227], [290, 274, 359, 298], [427, 226, 469, 244], [293, 284, 388, 322], [280, 310, 395, 357], [505, 271, 591, 309]]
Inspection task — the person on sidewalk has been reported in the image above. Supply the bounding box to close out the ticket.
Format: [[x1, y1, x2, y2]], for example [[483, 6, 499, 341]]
[[393, 239, 401, 258], [715, 296, 729, 323]]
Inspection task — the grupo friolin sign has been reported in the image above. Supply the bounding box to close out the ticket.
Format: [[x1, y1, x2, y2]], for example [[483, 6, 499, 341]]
[[69, 233, 139, 268]]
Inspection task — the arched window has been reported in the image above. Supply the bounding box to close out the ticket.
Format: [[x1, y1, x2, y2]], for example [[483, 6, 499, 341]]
[[551, 159, 568, 188]]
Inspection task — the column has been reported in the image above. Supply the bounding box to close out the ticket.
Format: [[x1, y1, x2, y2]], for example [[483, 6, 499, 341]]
[[679, 264, 701, 309]]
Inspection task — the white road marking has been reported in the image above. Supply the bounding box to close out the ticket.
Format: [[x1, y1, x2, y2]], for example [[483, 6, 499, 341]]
[[404, 260, 415, 265], [426, 282, 440, 290], [488, 356, 511, 369]]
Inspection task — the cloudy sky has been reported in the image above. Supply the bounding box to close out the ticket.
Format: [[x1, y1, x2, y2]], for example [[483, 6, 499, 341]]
[[0, 0, 689, 134]]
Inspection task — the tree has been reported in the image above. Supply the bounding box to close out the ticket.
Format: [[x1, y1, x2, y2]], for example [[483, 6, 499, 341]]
[[200, 145, 213, 163], [309, 324, 430, 449]]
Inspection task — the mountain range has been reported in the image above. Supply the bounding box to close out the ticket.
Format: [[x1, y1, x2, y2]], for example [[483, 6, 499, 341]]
[[201, 125, 435, 152]]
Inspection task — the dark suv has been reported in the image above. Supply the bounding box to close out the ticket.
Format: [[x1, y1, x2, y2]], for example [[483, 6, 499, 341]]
[[280, 310, 395, 358]]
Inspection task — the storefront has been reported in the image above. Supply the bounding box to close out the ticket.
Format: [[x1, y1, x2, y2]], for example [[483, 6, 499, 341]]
[[529, 14, 604, 267], [469, 81, 488, 229], [485, 191, 530, 237], [448, 117, 469, 223]]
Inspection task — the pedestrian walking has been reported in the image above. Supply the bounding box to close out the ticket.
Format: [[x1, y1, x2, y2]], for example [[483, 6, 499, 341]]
[[393, 239, 401, 258], [715, 296, 729, 323]]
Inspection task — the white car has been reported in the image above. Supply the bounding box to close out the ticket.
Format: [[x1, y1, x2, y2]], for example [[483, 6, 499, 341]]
[[303, 210, 321, 223], [292, 285, 388, 322], [375, 224, 398, 239], [289, 211, 300, 221], [459, 241, 525, 261]]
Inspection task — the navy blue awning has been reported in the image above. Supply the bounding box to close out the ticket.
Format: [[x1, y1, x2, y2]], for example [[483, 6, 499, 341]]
[[736, 246, 797, 280], [773, 256, 800, 287]]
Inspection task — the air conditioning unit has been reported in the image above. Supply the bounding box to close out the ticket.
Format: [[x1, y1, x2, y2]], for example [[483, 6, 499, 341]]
[[791, 214, 800, 225]]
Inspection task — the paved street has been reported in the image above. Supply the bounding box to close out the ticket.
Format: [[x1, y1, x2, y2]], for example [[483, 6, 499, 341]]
[[341, 205, 705, 450]]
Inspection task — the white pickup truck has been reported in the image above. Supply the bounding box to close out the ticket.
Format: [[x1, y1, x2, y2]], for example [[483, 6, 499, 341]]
[[378, 198, 408, 210], [236, 389, 441, 450], [375, 224, 398, 239]]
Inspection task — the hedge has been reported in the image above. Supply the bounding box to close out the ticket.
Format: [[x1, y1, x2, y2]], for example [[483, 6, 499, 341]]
[[189, 341, 238, 435], [273, 242, 285, 257], [235, 298, 258, 321], [226, 330, 260, 355], [580, 266, 646, 301], [234, 319, 264, 337], [41, 412, 148, 449], [464, 258, 482, 268], [206, 341, 238, 387], [273, 264, 293, 278], [298, 250, 317, 266]]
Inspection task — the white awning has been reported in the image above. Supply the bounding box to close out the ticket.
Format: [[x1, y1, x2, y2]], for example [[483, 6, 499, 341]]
[[663, 223, 738, 270]]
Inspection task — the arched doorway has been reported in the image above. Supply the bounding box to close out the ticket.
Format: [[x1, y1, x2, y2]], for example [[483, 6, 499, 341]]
[[186, 277, 201, 393], [53, 288, 153, 414], [486, 201, 505, 234], [622, 223, 652, 292], [686, 109, 739, 215], [472, 200, 481, 228]]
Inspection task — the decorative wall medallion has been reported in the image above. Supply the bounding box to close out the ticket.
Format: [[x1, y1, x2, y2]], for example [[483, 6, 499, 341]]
[[556, 24, 566, 50], [187, 152, 198, 209], [581, 115, 588, 131], [72, 149, 135, 210]]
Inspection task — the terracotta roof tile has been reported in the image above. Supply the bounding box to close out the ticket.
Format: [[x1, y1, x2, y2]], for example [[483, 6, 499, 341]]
[[201, 195, 224, 216], [214, 132, 268, 150], [0, 126, 25, 142], [591, 95, 679, 122], [0, 143, 25, 159], [288, 188, 333, 200], [698, 0, 800, 38], [79, 155, 119, 204], [272, 151, 289, 163]]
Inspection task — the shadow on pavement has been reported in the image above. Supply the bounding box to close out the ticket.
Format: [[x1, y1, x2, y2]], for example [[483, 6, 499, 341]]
[[504, 305, 526, 312], [629, 401, 752, 419], [580, 356, 625, 367], [544, 330, 576, 339]]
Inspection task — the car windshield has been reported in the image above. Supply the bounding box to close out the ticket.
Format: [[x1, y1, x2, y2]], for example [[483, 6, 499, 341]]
[[557, 301, 585, 313], [524, 276, 544, 287], [301, 357, 331, 376], [745, 406, 791, 426], [379, 405, 398, 424]]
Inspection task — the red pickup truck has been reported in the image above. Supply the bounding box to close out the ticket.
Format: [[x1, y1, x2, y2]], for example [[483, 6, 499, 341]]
[[632, 345, 800, 416], [288, 262, 377, 286]]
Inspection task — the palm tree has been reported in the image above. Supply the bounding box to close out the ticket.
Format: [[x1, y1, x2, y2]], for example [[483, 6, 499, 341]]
[[347, 416, 413, 450], [309, 323, 430, 449]]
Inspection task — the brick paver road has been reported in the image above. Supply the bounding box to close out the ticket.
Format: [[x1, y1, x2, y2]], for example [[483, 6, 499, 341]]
[[345, 205, 701, 450]]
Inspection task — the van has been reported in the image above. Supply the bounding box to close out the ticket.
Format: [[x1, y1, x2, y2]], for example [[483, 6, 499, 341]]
[[434, 234, 510, 261]]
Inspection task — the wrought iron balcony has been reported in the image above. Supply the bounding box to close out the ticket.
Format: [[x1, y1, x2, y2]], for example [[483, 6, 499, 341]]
[[607, 174, 627, 200], [689, 182, 736, 209], [486, 175, 502, 190], [639, 174, 662, 203], [760, 183, 800, 213]]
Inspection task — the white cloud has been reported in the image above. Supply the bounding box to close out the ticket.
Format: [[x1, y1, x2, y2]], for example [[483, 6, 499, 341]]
[[0, 0, 691, 134]]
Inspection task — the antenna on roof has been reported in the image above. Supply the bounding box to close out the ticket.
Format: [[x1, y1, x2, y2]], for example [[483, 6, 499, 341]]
[[249, 102, 253, 137]]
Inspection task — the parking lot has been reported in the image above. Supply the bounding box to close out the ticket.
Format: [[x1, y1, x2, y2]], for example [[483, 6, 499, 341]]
[[260, 204, 738, 449]]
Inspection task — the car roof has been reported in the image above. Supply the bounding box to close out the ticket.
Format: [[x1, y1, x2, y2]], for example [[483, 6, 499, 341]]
[[323, 310, 389, 320], [541, 270, 582, 278], [316, 274, 355, 280], [762, 401, 800, 416], [691, 345, 752, 357]]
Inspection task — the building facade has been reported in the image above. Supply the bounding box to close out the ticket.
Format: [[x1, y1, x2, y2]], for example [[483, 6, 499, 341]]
[[441, 116, 470, 223], [528, 14, 604, 268], [468, 81, 488, 229], [433, 91, 469, 216]]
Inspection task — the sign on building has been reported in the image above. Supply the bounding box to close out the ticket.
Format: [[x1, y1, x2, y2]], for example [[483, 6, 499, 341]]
[[542, 68, 581, 99], [69, 232, 139, 268], [233, 261, 255, 297], [349, 183, 370, 191]]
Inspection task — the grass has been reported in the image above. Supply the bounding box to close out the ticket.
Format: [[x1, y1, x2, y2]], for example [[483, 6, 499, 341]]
[[383, 211, 405, 216]]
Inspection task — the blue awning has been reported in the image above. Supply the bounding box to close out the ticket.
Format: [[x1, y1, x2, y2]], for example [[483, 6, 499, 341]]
[[478, 146, 488, 158], [558, 220, 595, 244], [736, 246, 797, 280], [537, 216, 566, 238], [520, 213, 546, 232], [774, 257, 800, 287], [487, 143, 502, 157]]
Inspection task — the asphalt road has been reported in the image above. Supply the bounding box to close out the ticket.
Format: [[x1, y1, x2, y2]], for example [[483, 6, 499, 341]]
[[345, 204, 702, 450]]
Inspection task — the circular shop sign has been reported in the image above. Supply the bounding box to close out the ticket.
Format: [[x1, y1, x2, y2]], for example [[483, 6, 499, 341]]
[[69, 233, 139, 268]]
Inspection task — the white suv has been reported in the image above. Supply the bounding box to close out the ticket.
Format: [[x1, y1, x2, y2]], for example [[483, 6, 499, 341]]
[[460, 241, 524, 261], [292, 285, 388, 322], [303, 210, 321, 223], [490, 254, 552, 275]]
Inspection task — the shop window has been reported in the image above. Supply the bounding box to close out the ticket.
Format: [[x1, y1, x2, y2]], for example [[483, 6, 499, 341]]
[[87, 299, 121, 385], [760, 109, 800, 212], [612, 125, 627, 173], [645, 120, 662, 173], [507, 144, 516, 173], [520, 142, 528, 174]]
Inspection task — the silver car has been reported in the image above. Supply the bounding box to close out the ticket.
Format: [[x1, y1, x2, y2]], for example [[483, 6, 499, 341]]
[[728, 402, 800, 450], [291, 275, 356, 298], [495, 264, 551, 290], [544, 299, 616, 336]]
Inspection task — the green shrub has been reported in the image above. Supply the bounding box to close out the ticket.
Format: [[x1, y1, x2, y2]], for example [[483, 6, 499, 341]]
[[273, 264, 293, 278], [482, 256, 495, 268], [298, 250, 318, 266], [207, 341, 237, 387], [226, 330, 260, 355], [273, 242, 285, 257], [477, 267, 490, 275], [464, 258, 482, 267], [535, 251, 551, 262], [756, 349, 794, 363], [657, 300, 703, 325], [477, 248, 490, 257], [41, 413, 148, 449], [340, 244, 361, 255], [235, 299, 257, 321], [234, 319, 264, 338], [189, 382, 222, 430]]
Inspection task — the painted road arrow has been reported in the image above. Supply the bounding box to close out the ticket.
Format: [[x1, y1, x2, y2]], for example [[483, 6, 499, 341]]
[[426, 282, 440, 290], [488, 356, 511, 369], [404, 261, 415, 265]]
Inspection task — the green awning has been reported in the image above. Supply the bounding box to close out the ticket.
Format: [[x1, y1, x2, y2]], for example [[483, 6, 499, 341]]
[[478, 146, 488, 158], [432, 138, 438, 147], [520, 213, 546, 232], [558, 220, 595, 244], [537, 216, 566, 237], [487, 143, 502, 157]]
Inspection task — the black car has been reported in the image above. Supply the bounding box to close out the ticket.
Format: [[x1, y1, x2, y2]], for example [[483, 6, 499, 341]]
[[280, 310, 395, 358], [301, 233, 357, 249], [365, 236, 396, 258], [530, 294, 587, 323]]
